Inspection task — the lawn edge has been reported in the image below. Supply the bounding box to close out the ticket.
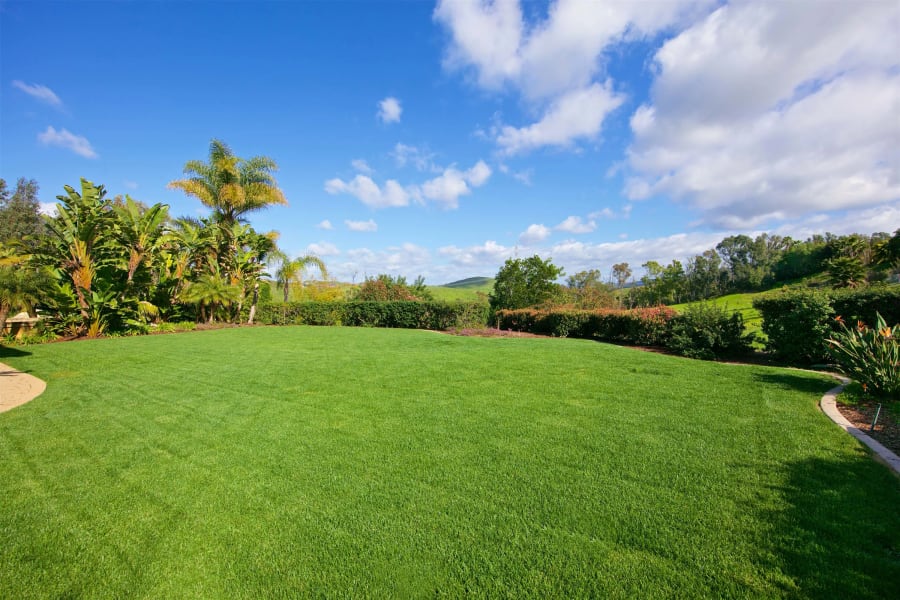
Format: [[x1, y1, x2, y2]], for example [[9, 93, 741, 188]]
[[0, 361, 46, 413], [820, 376, 900, 476]]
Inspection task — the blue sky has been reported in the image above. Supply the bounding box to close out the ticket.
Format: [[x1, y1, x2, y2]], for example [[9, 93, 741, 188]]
[[2, 0, 898, 284]]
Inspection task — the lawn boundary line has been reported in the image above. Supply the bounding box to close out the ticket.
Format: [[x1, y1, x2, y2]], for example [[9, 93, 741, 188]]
[[0, 362, 46, 413], [820, 376, 900, 476]]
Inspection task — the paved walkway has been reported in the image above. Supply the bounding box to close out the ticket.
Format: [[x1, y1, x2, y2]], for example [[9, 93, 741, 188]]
[[0, 362, 47, 413]]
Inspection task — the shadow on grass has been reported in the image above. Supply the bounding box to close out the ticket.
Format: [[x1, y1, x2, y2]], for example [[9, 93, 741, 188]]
[[751, 371, 836, 395], [0, 345, 32, 359], [763, 455, 900, 598]]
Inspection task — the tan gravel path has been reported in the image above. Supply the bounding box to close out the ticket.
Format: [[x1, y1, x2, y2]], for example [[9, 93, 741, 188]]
[[0, 362, 46, 413]]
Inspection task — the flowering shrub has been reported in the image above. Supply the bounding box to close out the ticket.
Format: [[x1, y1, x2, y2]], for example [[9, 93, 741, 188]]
[[495, 306, 676, 346], [828, 313, 900, 401]]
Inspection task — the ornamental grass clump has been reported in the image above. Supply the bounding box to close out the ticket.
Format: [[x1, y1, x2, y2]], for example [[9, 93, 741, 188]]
[[827, 312, 900, 401]]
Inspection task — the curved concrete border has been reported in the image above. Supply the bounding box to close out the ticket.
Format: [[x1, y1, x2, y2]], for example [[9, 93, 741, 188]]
[[0, 362, 46, 413], [820, 376, 900, 476]]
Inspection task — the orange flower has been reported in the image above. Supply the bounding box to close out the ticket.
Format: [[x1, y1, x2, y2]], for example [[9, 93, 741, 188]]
[[857, 320, 866, 331], [880, 327, 892, 338], [862, 383, 868, 392], [834, 315, 844, 323]]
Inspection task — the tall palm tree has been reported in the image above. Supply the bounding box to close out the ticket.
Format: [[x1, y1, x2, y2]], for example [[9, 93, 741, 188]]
[[168, 139, 287, 228], [113, 196, 169, 284], [274, 254, 328, 302]]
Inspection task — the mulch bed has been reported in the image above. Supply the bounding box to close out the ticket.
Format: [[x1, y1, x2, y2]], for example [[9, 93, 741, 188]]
[[836, 399, 900, 457]]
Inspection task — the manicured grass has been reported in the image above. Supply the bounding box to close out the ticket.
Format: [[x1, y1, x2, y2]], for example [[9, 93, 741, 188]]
[[671, 292, 765, 337], [1, 327, 898, 598]]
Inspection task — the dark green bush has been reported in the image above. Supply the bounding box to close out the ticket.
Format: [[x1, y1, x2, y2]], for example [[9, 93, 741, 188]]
[[666, 303, 753, 360], [753, 286, 900, 365], [254, 301, 488, 330], [495, 306, 676, 346]]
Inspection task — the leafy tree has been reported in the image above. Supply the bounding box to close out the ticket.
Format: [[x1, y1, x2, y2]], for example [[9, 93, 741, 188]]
[[490, 255, 564, 311], [685, 250, 722, 301], [565, 269, 615, 309], [112, 196, 169, 285], [611, 262, 631, 288], [0, 177, 44, 246], [826, 256, 866, 288], [355, 274, 428, 301]]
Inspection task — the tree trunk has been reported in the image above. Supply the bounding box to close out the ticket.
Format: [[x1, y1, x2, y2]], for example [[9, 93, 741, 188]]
[[248, 284, 259, 325], [0, 303, 10, 336]]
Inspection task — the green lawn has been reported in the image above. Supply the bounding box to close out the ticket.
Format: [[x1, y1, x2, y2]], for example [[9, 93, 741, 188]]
[[671, 292, 765, 337], [1, 327, 898, 598]]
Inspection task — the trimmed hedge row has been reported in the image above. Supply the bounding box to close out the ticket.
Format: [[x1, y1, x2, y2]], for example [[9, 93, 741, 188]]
[[496, 306, 676, 346], [752, 286, 900, 364], [254, 301, 489, 330]]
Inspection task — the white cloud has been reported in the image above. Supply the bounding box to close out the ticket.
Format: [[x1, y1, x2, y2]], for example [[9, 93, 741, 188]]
[[330, 243, 433, 282], [345, 219, 378, 232], [626, 0, 900, 228], [588, 208, 614, 220], [519, 224, 551, 244], [555, 216, 595, 234], [316, 219, 334, 230], [37, 126, 98, 158], [392, 143, 437, 172], [435, 0, 705, 154], [351, 159, 374, 175], [306, 242, 340, 256], [496, 82, 625, 155], [378, 96, 402, 123], [417, 160, 492, 209], [438, 240, 511, 267], [325, 175, 410, 209], [12, 80, 63, 107], [38, 202, 58, 216]]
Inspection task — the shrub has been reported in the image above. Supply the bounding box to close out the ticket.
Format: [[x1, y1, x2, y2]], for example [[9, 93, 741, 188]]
[[666, 303, 753, 360], [495, 306, 676, 346], [827, 313, 900, 401], [753, 289, 834, 363], [254, 301, 488, 330], [753, 286, 900, 365]]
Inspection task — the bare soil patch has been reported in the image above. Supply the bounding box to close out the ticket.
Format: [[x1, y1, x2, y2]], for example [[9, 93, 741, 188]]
[[837, 398, 900, 456]]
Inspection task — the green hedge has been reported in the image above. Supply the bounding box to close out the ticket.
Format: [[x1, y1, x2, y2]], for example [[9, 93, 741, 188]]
[[496, 307, 676, 346], [753, 286, 900, 364], [254, 301, 489, 330]]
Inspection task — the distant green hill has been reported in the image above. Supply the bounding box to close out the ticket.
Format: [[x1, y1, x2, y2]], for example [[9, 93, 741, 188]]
[[442, 277, 494, 289], [429, 277, 494, 302]]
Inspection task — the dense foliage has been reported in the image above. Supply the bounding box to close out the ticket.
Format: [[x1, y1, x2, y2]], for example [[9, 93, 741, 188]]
[[496, 306, 676, 347], [828, 313, 900, 401], [753, 286, 900, 364], [254, 300, 488, 330], [489, 255, 564, 312]]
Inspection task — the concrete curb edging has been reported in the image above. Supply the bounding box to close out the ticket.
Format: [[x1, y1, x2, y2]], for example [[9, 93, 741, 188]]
[[0, 362, 47, 413], [820, 376, 900, 476]]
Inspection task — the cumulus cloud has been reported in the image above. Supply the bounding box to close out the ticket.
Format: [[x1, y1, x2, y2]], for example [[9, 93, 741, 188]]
[[307, 242, 340, 256], [351, 159, 374, 175], [316, 219, 334, 230], [626, 0, 900, 227], [378, 96, 402, 123], [416, 160, 493, 209], [325, 175, 410, 208], [435, 0, 704, 153], [555, 216, 595, 234], [37, 126, 98, 158], [345, 219, 378, 232], [519, 224, 551, 244], [327, 159, 491, 210], [438, 240, 511, 267], [12, 80, 63, 107]]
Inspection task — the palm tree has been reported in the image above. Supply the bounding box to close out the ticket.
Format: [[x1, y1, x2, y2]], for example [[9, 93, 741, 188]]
[[274, 254, 328, 302], [168, 139, 287, 228], [180, 272, 241, 323]]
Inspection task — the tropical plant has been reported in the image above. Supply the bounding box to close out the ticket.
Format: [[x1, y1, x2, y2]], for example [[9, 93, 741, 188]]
[[828, 313, 899, 400], [168, 139, 287, 229], [269, 252, 327, 303], [180, 272, 242, 323]]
